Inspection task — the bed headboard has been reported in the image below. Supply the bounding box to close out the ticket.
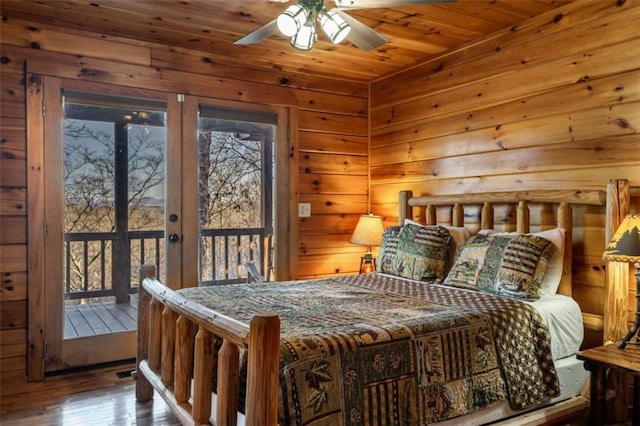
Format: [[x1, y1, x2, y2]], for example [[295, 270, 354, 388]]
[[398, 188, 606, 297], [397, 179, 633, 345]]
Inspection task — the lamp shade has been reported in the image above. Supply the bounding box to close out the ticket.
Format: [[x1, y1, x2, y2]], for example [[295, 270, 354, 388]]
[[603, 214, 640, 262], [350, 214, 384, 247]]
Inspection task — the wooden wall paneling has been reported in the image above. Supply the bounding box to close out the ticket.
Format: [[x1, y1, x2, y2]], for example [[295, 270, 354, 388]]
[[371, 35, 640, 129], [371, 135, 640, 185], [371, 69, 640, 147], [371, 0, 636, 101], [298, 110, 368, 135], [22, 56, 299, 108], [298, 132, 368, 155], [370, 101, 640, 166], [150, 47, 369, 98], [0, 271, 28, 303], [296, 194, 369, 215], [0, 217, 26, 245], [0, 69, 26, 120], [299, 152, 368, 175], [0, 245, 27, 274], [370, 165, 640, 211], [299, 174, 368, 195]]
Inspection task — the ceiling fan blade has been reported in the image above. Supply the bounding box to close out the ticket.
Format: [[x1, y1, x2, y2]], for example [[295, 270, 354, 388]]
[[234, 19, 279, 45], [334, 9, 388, 51], [335, 0, 456, 10]]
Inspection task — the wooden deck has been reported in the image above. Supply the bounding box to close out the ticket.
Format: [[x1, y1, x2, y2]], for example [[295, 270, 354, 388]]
[[64, 297, 138, 339]]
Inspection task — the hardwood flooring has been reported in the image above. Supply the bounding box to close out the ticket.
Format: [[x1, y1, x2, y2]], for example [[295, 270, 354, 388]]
[[0, 361, 631, 426], [0, 361, 179, 425]]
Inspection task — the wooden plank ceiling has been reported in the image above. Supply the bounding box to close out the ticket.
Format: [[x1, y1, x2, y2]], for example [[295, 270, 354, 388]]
[[0, 0, 574, 82]]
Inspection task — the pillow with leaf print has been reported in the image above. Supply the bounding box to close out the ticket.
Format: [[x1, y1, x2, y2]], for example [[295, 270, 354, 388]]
[[443, 233, 556, 300], [377, 223, 451, 282]]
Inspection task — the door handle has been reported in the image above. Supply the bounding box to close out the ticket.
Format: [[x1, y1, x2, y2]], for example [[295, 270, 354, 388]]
[[168, 233, 179, 243]]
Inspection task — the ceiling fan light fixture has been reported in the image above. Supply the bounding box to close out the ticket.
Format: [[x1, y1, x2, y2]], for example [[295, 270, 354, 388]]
[[318, 7, 351, 44], [277, 4, 308, 37], [291, 21, 317, 51]]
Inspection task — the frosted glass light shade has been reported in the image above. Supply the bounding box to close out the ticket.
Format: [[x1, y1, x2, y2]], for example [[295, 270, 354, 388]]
[[291, 23, 317, 51], [318, 8, 351, 44], [277, 4, 308, 37]]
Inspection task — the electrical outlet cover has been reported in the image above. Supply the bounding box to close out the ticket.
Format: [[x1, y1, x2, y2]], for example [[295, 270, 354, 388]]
[[298, 203, 311, 217]]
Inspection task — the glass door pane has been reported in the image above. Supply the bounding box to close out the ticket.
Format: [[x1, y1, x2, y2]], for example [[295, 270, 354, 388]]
[[63, 92, 166, 338], [197, 107, 275, 285]]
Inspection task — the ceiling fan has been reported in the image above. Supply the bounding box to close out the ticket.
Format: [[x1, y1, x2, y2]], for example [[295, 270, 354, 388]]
[[234, 0, 456, 52]]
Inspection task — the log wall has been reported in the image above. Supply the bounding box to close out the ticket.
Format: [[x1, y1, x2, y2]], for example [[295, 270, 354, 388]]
[[0, 18, 367, 391], [370, 0, 640, 348]]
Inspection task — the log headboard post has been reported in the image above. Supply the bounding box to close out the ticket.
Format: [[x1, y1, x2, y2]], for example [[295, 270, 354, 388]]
[[604, 179, 631, 343], [399, 190, 412, 225]]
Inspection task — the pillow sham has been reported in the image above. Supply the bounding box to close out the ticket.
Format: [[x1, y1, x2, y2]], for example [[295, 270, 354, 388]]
[[377, 223, 451, 282], [443, 233, 556, 299], [404, 219, 471, 273], [479, 228, 565, 296]]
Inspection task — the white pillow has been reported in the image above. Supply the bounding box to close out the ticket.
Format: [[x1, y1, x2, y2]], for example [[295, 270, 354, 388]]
[[478, 228, 565, 296]]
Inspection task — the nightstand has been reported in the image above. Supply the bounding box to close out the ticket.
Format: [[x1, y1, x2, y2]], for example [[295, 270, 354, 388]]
[[576, 343, 640, 425]]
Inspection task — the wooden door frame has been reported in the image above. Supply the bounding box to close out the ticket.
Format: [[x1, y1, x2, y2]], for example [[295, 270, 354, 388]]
[[180, 95, 294, 286], [27, 78, 297, 379], [27, 76, 180, 377]]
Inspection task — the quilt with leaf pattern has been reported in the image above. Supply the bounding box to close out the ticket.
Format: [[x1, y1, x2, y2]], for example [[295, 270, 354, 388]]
[[179, 273, 558, 425]]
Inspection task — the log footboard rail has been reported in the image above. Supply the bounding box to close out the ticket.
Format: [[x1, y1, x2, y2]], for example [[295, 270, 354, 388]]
[[135, 265, 280, 426]]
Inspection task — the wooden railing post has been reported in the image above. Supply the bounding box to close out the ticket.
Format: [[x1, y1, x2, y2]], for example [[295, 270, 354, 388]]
[[557, 202, 573, 297], [246, 312, 280, 426], [136, 264, 155, 402]]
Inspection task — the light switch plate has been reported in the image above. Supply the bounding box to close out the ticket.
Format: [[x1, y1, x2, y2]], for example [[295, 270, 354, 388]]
[[298, 203, 311, 218]]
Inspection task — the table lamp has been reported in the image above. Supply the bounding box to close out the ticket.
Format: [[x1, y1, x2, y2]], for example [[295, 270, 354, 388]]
[[603, 214, 640, 349], [350, 213, 384, 274]]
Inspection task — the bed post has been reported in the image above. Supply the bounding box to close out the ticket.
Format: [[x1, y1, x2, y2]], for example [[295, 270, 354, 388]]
[[604, 179, 631, 343], [246, 312, 281, 426], [399, 190, 412, 225], [557, 202, 573, 297], [603, 179, 631, 423], [136, 264, 155, 402]]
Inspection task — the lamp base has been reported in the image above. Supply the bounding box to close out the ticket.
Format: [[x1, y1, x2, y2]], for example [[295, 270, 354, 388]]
[[359, 252, 376, 275], [618, 263, 640, 349]]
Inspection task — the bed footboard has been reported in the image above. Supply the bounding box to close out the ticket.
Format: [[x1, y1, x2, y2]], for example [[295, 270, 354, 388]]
[[135, 265, 280, 426]]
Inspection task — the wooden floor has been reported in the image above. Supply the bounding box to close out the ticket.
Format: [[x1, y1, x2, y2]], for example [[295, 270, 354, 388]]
[[64, 297, 138, 339], [0, 361, 632, 426], [0, 362, 180, 425]]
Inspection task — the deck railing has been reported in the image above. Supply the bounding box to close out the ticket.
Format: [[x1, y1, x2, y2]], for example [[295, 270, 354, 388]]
[[64, 227, 267, 302]]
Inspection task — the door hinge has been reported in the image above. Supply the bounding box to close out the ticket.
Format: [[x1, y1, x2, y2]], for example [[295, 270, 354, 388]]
[[287, 125, 290, 141], [177, 93, 184, 103], [42, 99, 46, 117], [43, 219, 48, 238]]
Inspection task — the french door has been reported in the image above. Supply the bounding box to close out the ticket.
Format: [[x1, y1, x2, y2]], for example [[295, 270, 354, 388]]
[[29, 77, 291, 375]]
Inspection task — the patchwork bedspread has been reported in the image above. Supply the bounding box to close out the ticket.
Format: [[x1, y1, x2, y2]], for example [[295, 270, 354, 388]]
[[178, 273, 558, 425]]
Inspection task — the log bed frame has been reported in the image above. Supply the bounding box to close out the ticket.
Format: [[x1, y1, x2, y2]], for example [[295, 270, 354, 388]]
[[135, 179, 634, 426]]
